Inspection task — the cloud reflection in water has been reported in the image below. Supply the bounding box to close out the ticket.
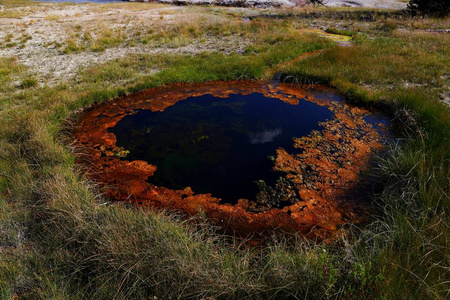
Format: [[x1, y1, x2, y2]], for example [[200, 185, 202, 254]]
[[248, 128, 282, 144]]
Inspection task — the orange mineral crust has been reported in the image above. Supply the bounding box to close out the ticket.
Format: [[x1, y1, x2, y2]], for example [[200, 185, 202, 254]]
[[72, 81, 389, 239]]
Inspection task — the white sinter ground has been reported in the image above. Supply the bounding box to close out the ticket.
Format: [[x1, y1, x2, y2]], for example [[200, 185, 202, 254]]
[[324, 0, 407, 9], [141, 0, 408, 9]]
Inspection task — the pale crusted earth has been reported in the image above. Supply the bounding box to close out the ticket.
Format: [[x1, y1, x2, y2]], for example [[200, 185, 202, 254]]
[[136, 0, 407, 9], [324, 0, 406, 9], [0, 3, 257, 85], [0, 0, 437, 92]]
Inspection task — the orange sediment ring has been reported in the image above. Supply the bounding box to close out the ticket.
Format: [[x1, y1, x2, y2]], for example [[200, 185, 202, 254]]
[[72, 81, 389, 239]]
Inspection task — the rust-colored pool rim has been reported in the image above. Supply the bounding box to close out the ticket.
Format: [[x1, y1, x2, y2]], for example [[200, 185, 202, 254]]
[[72, 81, 389, 239]]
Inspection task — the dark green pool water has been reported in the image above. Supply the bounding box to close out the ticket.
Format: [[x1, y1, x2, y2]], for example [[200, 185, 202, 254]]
[[110, 92, 333, 203]]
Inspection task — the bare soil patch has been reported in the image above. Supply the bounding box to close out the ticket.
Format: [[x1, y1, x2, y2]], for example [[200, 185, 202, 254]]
[[0, 3, 254, 85]]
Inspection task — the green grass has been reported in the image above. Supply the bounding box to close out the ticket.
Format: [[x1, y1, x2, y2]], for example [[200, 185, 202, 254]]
[[0, 7, 449, 300], [325, 27, 355, 36], [0, 57, 27, 93], [19, 76, 38, 89]]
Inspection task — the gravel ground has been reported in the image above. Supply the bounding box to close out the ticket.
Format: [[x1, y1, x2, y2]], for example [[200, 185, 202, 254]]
[[0, 0, 408, 86], [0, 4, 254, 85], [152, 0, 407, 9], [324, 0, 407, 9]]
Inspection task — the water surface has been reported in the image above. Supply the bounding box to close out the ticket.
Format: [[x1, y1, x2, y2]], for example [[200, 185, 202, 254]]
[[111, 92, 333, 203]]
